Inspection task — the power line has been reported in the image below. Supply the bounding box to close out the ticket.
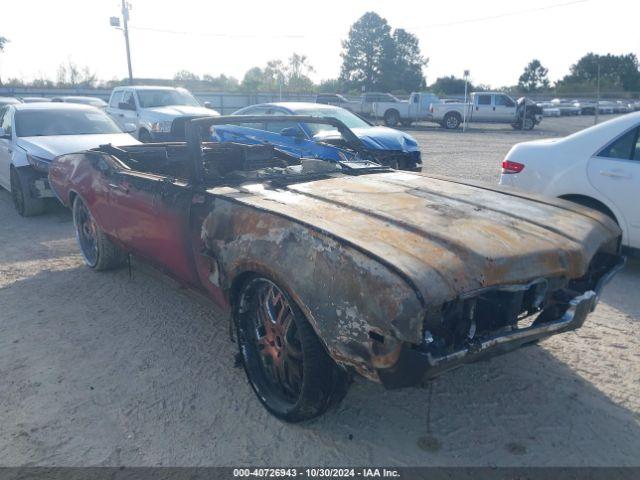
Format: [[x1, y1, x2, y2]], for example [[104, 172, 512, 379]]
[[128, 25, 304, 39], [410, 0, 591, 29], [127, 0, 591, 41]]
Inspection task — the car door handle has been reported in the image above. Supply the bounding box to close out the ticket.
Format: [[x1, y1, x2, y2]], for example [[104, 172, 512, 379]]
[[599, 170, 631, 179], [118, 113, 124, 117], [108, 182, 129, 193]]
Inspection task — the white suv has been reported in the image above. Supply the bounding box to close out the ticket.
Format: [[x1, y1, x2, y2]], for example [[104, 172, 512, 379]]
[[106, 86, 219, 142]]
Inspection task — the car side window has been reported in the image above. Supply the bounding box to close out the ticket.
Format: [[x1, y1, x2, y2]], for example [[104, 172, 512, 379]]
[[122, 91, 136, 109], [1, 107, 12, 136], [598, 127, 639, 160], [264, 120, 301, 134], [477, 95, 492, 106], [110, 91, 124, 108], [0, 107, 6, 130], [496, 95, 515, 107]]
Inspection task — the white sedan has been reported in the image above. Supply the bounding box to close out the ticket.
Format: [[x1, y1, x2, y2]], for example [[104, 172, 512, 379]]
[[0, 103, 139, 216], [500, 112, 640, 252]]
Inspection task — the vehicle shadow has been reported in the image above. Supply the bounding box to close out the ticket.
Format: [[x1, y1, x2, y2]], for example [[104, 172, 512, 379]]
[[1, 261, 638, 467]]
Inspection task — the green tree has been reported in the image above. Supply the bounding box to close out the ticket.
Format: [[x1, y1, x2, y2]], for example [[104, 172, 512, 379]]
[[559, 53, 640, 92], [56, 61, 97, 88], [241, 67, 264, 92], [0, 36, 9, 86], [263, 59, 287, 91], [339, 12, 393, 90], [430, 76, 473, 96], [286, 53, 315, 92], [202, 74, 239, 91], [518, 59, 550, 92], [386, 29, 427, 92], [340, 13, 427, 92], [174, 70, 200, 82]]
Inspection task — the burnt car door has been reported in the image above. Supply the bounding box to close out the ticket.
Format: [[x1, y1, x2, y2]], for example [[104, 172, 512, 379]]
[[107, 168, 199, 284]]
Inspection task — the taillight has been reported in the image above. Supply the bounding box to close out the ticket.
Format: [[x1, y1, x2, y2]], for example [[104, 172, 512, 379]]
[[502, 160, 524, 174], [429, 105, 434, 113]]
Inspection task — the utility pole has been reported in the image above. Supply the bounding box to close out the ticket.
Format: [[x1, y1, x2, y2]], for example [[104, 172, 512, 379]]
[[463, 70, 470, 132], [122, 0, 133, 84]]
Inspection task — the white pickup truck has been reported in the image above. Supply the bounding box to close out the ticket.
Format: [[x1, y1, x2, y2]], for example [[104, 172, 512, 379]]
[[342, 92, 402, 117], [371, 92, 441, 127], [428, 92, 543, 130]]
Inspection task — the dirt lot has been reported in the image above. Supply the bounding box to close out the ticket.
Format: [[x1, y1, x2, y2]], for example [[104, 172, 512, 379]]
[[0, 115, 638, 467]]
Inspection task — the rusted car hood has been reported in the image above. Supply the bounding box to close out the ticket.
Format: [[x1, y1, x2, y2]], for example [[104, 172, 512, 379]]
[[216, 171, 620, 306]]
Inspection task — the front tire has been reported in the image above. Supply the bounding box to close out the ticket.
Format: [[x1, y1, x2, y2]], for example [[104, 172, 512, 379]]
[[235, 276, 349, 422], [10, 166, 45, 217], [72, 196, 125, 270]]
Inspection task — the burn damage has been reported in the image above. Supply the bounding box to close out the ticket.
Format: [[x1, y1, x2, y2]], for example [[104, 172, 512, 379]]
[[51, 115, 625, 390]]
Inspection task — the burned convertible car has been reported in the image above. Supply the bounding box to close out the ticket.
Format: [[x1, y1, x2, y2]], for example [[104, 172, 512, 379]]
[[49, 115, 624, 422]]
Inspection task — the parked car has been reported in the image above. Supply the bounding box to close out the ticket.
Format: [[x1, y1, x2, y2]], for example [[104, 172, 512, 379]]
[[315, 93, 352, 108], [229, 102, 422, 171], [105, 86, 219, 142], [49, 114, 623, 422], [51, 96, 108, 109], [344, 92, 402, 117], [20, 97, 51, 103], [550, 98, 581, 116], [597, 101, 616, 115], [428, 92, 543, 130], [370, 91, 440, 127], [0, 96, 22, 106], [538, 102, 562, 117], [500, 112, 640, 252], [0, 103, 139, 216]]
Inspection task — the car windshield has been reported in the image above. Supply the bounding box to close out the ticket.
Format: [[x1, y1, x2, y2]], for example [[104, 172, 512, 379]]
[[294, 108, 370, 135], [137, 89, 200, 108], [15, 109, 123, 137]]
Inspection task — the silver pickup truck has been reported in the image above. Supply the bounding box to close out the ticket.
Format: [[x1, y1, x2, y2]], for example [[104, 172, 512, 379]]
[[429, 92, 543, 130]]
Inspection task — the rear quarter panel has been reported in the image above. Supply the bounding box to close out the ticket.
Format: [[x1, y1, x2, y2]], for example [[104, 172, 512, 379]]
[[49, 152, 118, 235]]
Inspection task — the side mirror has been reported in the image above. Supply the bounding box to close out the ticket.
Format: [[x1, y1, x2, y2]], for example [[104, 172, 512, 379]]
[[281, 127, 302, 138], [204, 101, 214, 109], [123, 123, 137, 133], [118, 102, 135, 111]]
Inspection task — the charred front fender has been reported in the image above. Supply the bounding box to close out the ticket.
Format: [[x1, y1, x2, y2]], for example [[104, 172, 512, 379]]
[[201, 197, 425, 381]]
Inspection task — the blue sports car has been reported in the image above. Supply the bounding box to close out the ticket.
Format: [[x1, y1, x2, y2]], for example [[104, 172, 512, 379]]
[[209, 102, 422, 171]]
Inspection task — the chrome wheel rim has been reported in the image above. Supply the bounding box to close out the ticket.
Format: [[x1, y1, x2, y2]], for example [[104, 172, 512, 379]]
[[240, 278, 304, 405]]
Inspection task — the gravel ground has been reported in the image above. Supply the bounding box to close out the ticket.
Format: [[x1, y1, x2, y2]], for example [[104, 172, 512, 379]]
[[0, 115, 638, 467]]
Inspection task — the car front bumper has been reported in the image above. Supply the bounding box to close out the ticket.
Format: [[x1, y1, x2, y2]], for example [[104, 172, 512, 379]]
[[377, 254, 625, 389]]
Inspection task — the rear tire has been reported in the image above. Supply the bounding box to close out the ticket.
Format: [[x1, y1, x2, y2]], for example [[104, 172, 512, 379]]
[[384, 110, 400, 128], [235, 276, 349, 422], [10, 166, 45, 217], [442, 112, 461, 129], [72, 196, 125, 270]]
